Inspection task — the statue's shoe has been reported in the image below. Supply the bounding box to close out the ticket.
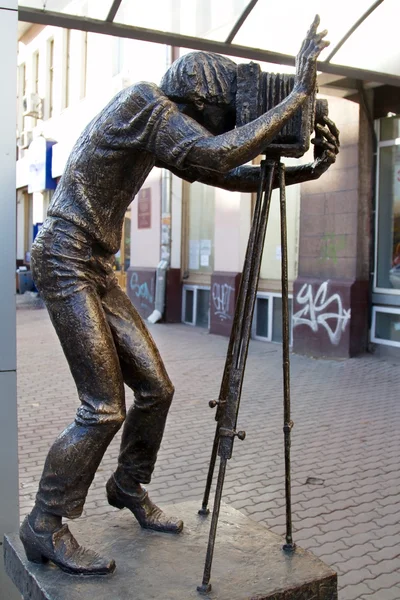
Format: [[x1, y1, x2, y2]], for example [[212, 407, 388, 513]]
[[106, 475, 183, 534], [19, 516, 116, 575]]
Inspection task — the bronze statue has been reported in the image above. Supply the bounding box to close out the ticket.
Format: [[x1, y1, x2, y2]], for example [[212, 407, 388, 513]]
[[20, 15, 339, 576]]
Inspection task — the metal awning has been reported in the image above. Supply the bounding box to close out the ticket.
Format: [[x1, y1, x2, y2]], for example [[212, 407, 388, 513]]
[[18, 0, 400, 95]]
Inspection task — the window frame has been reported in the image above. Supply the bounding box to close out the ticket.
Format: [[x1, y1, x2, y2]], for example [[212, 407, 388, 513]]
[[182, 284, 211, 327], [371, 305, 400, 348], [373, 118, 400, 297], [252, 291, 293, 345], [47, 38, 55, 119], [63, 29, 72, 109]]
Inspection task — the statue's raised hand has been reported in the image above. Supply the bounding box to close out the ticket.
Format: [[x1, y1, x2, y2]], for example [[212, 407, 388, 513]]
[[295, 15, 329, 96]]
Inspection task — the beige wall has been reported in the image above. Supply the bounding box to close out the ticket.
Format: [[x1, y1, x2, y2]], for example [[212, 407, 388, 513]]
[[212, 175, 300, 282], [130, 169, 162, 269]]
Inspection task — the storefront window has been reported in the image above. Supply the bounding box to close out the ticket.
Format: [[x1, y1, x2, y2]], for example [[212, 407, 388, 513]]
[[376, 118, 400, 291], [187, 182, 215, 275], [380, 115, 400, 142]]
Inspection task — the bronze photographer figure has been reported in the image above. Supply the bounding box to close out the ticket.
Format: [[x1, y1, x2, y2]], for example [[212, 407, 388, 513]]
[[21, 16, 339, 575]]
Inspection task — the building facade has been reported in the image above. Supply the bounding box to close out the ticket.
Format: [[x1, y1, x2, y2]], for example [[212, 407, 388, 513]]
[[16, 10, 400, 360]]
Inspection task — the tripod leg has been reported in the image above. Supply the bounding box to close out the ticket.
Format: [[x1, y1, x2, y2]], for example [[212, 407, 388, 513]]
[[198, 425, 219, 515], [198, 159, 270, 515], [279, 163, 295, 552], [197, 160, 277, 593], [197, 458, 227, 594]]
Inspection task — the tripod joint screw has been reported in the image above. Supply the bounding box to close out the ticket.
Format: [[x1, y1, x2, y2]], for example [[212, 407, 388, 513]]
[[283, 420, 294, 433], [219, 427, 246, 441], [209, 399, 219, 409]]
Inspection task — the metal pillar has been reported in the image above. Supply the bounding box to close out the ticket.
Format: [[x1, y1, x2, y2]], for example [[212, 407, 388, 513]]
[[0, 2, 20, 598]]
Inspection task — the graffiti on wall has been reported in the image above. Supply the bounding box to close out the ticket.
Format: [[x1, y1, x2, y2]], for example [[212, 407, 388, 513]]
[[129, 271, 154, 311], [212, 282, 235, 321], [293, 281, 351, 345]]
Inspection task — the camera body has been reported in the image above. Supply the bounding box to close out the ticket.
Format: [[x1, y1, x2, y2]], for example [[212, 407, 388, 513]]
[[235, 62, 327, 159]]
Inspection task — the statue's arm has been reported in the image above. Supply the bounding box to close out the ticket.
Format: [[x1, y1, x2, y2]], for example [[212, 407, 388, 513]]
[[157, 115, 339, 192], [184, 17, 328, 173], [285, 114, 340, 184], [184, 93, 307, 173]]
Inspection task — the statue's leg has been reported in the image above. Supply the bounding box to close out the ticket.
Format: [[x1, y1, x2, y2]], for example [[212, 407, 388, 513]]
[[101, 283, 183, 533], [35, 287, 126, 519], [22, 274, 126, 573]]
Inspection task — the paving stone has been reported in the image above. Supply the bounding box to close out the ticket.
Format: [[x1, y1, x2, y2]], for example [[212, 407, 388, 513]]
[[360, 587, 400, 599], [15, 307, 400, 600], [365, 571, 400, 591], [337, 582, 373, 600], [338, 568, 373, 587], [334, 554, 376, 574]]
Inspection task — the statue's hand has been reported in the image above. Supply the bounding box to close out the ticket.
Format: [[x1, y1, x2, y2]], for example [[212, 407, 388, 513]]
[[311, 115, 340, 173], [295, 15, 329, 96]]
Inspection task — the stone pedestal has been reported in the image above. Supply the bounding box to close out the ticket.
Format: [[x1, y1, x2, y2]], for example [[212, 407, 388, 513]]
[[4, 502, 337, 600]]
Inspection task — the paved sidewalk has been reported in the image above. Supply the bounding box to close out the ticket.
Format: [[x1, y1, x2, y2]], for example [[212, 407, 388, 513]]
[[17, 303, 400, 600]]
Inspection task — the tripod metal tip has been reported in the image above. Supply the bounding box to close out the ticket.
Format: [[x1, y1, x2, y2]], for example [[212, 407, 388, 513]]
[[198, 507, 210, 516], [282, 542, 296, 553], [197, 583, 212, 595]]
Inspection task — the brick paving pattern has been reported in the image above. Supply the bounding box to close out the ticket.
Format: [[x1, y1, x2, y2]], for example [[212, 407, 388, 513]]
[[17, 301, 400, 600]]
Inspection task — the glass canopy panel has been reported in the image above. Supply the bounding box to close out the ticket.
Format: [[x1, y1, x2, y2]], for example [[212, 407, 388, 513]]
[[115, 0, 250, 41], [332, 0, 400, 77], [234, 0, 377, 63], [18, 0, 114, 20], [18, 0, 400, 80], [18, 0, 71, 9]]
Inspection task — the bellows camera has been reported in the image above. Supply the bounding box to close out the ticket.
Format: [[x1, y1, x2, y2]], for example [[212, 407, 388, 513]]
[[236, 62, 328, 159]]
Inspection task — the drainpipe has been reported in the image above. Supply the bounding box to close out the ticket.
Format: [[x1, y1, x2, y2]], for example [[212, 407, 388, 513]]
[[357, 82, 378, 334], [148, 46, 175, 324], [147, 169, 172, 323]]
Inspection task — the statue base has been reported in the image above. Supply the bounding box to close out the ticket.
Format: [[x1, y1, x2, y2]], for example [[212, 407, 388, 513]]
[[4, 502, 337, 599]]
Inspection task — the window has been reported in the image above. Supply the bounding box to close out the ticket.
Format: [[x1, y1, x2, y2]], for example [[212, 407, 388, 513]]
[[33, 51, 39, 95], [187, 183, 215, 275], [182, 285, 210, 327], [254, 297, 270, 338], [252, 293, 293, 344], [371, 307, 400, 348], [112, 37, 124, 76], [64, 30, 72, 108], [17, 63, 27, 134], [374, 116, 400, 293], [81, 32, 88, 98], [19, 63, 27, 99], [48, 39, 55, 118]]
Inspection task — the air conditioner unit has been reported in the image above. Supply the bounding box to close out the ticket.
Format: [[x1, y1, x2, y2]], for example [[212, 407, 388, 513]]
[[18, 130, 33, 149], [22, 93, 43, 118]]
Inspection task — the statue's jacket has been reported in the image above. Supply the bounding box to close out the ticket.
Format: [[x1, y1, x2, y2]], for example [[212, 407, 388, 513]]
[[47, 83, 205, 254]]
